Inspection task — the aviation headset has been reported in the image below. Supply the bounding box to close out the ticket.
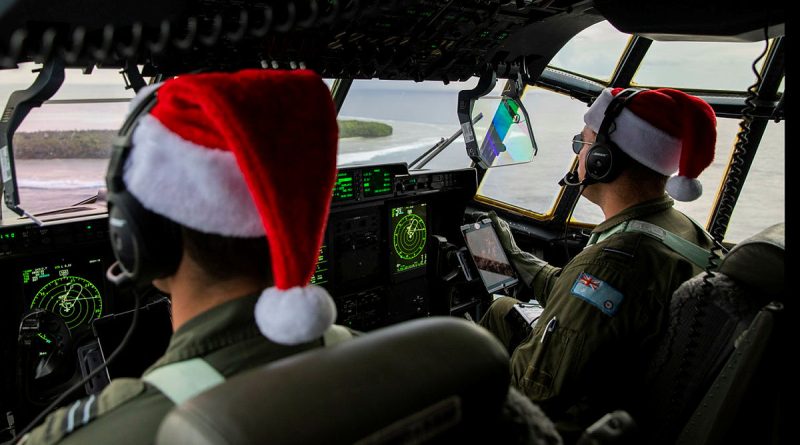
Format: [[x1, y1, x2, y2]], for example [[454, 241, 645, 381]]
[[105, 85, 183, 287], [582, 88, 642, 184]]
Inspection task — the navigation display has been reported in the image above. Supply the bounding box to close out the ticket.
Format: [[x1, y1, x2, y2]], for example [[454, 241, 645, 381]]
[[390, 203, 427, 274], [21, 256, 107, 331]]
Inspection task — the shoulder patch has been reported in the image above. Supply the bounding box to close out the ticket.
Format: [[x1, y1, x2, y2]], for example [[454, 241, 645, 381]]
[[570, 272, 625, 316]]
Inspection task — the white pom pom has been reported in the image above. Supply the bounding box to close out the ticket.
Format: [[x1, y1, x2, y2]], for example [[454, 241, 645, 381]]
[[666, 175, 703, 202], [254, 285, 337, 345]]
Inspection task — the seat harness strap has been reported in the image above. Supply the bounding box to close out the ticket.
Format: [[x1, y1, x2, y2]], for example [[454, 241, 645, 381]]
[[142, 358, 225, 405], [586, 219, 714, 269], [144, 326, 354, 404]]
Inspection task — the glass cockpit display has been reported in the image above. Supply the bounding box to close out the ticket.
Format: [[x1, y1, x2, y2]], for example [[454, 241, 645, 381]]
[[21, 256, 106, 331], [310, 244, 329, 285], [333, 171, 355, 202], [390, 203, 428, 274], [362, 167, 393, 197]]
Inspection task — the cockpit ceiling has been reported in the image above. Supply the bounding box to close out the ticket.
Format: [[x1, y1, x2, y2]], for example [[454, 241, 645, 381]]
[[0, 0, 786, 82]]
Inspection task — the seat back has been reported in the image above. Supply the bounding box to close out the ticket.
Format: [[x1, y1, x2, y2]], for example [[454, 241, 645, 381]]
[[154, 317, 516, 445], [636, 223, 785, 444]]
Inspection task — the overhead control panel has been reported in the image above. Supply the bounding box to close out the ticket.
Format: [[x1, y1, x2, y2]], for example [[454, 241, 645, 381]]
[[0, 0, 604, 83]]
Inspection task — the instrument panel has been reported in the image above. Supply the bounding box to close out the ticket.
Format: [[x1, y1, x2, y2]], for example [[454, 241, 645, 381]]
[[315, 164, 478, 330], [0, 163, 479, 436]]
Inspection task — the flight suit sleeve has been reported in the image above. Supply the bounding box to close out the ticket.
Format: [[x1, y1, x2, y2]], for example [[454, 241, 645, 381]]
[[488, 211, 561, 305], [20, 379, 146, 445]]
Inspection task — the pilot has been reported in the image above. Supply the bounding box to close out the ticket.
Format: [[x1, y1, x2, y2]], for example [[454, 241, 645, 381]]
[[478, 87, 717, 442], [20, 69, 347, 444]]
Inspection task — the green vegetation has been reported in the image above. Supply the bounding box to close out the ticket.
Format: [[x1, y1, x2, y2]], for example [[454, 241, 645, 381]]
[[338, 120, 393, 138], [12, 119, 393, 159], [14, 130, 115, 159]]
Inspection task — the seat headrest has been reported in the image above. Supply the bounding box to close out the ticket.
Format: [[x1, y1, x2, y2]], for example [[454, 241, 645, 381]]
[[718, 223, 784, 299], [155, 317, 511, 445]]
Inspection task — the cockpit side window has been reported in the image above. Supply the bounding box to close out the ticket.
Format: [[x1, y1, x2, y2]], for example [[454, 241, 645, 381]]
[[475, 21, 785, 245], [548, 21, 630, 84], [633, 40, 772, 92], [475, 21, 632, 221], [477, 87, 593, 220], [722, 121, 785, 243], [2, 63, 138, 215]]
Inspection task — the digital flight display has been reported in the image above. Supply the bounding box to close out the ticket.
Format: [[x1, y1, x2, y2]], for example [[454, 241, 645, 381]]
[[21, 256, 106, 331], [390, 203, 428, 274], [332, 166, 398, 202], [333, 171, 355, 202], [310, 244, 329, 285], [362, 167, 393, 197]]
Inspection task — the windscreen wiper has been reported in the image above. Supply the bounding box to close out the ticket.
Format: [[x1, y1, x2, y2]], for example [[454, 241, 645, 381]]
[[408, 112, 483, 170], [0, 57, 65, 225]]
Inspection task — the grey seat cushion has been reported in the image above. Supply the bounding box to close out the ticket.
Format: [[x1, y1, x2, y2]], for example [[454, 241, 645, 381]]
[[718, 222, 784, 300]]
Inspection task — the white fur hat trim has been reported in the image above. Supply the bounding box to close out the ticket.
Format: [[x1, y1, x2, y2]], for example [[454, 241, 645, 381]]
[[666, 175, 703, 202], [584, 89, 682, 176], [124, 114, 265, 237], [255, 285, 337, 345]]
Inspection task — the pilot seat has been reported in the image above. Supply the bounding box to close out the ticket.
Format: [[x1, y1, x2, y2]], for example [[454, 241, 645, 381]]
[[634, 222, 786, 444], [154, 317, 563, 444]]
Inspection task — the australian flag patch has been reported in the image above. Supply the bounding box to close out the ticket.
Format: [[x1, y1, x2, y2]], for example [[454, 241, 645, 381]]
[[570, 272, 624, 316]]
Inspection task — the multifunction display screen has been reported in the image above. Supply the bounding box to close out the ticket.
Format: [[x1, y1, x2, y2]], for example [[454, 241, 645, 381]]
[[389, 203, 428, 274], [331, 166, 399, 202], [333, 171, 355, 201], [310, 244, 329, 285], [362, 167, 393, 197], [21, 256, 106, 331]]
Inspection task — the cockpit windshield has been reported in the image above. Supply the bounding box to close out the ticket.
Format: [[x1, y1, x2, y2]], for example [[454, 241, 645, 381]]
[[0, 21, 784, 245], [1, 64, 134, 215], [337, 79, 482, 170]]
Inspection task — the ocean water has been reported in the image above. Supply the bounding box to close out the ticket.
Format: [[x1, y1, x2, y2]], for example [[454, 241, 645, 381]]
[[7, 89, 785, 243]]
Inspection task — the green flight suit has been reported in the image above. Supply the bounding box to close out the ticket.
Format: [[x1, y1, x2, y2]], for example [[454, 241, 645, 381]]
[[22, 293, 330, 445], [479, 195, 714, 442]]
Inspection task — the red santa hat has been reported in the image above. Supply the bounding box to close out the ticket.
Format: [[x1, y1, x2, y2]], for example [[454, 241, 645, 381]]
[[122, 69, 339, 345], [583, 87, 717, 201]]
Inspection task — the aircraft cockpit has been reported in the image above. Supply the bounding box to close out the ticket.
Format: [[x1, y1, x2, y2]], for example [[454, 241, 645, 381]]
[[0, 0, 785, 443]]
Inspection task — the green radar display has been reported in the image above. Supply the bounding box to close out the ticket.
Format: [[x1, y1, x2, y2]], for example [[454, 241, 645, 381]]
[[390, 203, 428, 274], [23, 257, 106, 331]]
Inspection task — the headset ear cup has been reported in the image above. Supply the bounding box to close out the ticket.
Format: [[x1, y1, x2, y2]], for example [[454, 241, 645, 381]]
[[108, 196, 140, 276], [585, 143, 614, 182], [106, 85, 183, 286], [108, 191, 183, 285], [586, 88, 641, 184]]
